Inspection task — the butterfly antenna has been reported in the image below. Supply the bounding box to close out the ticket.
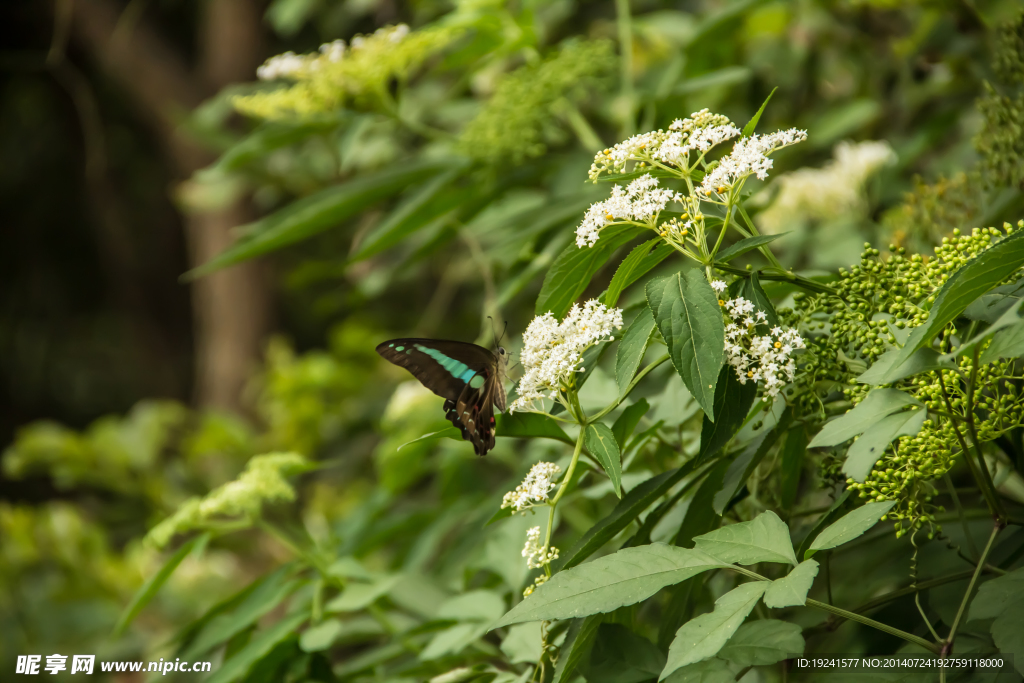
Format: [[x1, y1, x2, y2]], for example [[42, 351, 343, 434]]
[[498, 320, 508, 346]]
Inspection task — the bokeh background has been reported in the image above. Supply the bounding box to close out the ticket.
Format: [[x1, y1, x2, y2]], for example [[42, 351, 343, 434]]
[[2, 0, 1022, 680]]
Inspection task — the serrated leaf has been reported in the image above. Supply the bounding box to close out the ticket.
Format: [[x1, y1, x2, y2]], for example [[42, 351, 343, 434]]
[[764, 560, 820, 608], [647, 270, 725, 417], [604, 240, 674, 307], [495, 545, 727, 626], [857, 347, 949, 385], [992, 602, 1024, 674], [552, 616, 604, 683], [794, 491, 851, 561], [698, 365, 756, 464], [113, 533, 209, 637], [806, 501, 895, 559], [616, 307, 657, 394], [693, 511, 797, 566], [809, 389, 921, 448], [881, 228, 1024, 382], [559, 464, 697, 570], [843, 408, 926, 482], [715, 233, 785, 263], [586, 423, 623, 498], [537, 225, 647, 318], [674, 458, 730, 547], [662, 658, 734, 683], [612, 399, 650, 450], [186, 160, 447, 279], [738, 272, 779, 327], [969, 567, 1024, 621], [718, 619, 804, 666], [742, 87, 778, 137], [661, 582, 768, 678]]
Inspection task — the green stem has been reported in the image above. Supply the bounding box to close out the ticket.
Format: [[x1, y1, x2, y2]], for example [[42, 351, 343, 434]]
[[806, 599, 941, 653], [728, 566, 940, 653], [945, 523, 1001, 651], [967, 346, 1007, 523], [542, 426, 587, 576], [712, 261, 836, 295], [937, 371, 1002, 518], [590, 353, 671, 422]]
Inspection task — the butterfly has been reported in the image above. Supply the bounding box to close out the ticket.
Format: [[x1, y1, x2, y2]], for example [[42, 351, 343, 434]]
[[376, 339, 509, 456]]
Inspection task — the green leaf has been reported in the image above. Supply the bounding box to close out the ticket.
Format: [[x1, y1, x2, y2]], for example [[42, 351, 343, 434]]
[[647, 270, 725, 418], [737, 272, 779, 327], [993, 608, 1024, 675], [711, 431, 770, 515], [857, 347, 949, 385], [969, 567, 1024, 621], [741, 87, 778, 137], [349, 168, 464, 262], [808, 389, 921, 448], [604, 240, 674, 307], [205, 613, 306, 683], [779, 425, 806, 510], [397, 427, 461, 450], [586, 423, 623, 498], [693, 511, 797, 566], [718, 619, 804, 666], [559, 464, 697, 570], [843, 407, 926, 482], [616, 307, 657, 395], [698, 365, 756, 463], [583, 623, 667, 683], [882, 228, 1024, 382], [438, 589, 506, 622], [501, 622, 543, 664], [674, 458, 730, 547], [495, 545, 727, 626], [537, 225, 647, 318], [764, 559, 820, 608], [113, 533, 209, 637], [662, 659, 734, 683], [715, 233, 785, 263], [806, 501, 896, 559], [794, 491, 850, 561], [947, 300, 1023, 360], [421, 623, 489, 660], [325, 575, 401, 612], [612, 399, 650, 450], [181, 568, 302, 659], [980, 321, 1024, 365], [185, 160, 447, 279], [299, 619, 343, 652], [497, 412, 572, 445], [552, 616, 604, 683], [661, 582, 768, 678], [673, 66, 752, 96]]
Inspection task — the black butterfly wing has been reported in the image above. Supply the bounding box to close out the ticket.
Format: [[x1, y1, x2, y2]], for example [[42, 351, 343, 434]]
[[444, 372, 497, 456], [376, 339, 497, 401], [377, 338, 502, 455]]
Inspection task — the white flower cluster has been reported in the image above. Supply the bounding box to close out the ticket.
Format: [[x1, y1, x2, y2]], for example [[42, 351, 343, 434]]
[[501, 462, 562, 511], [576, 174, 683, 247], [758, 140, 896, 233], [523, 526, 559, 569], [723, 298, 805, 398], [256, 25, 410, 80], [511, 300, 624, 412], [700, 128, 808, 197], [589, 109, 737, 179]]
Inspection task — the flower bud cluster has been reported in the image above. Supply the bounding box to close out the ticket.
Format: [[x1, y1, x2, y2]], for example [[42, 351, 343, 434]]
[[501, 462, 561, 512], [522, 526, 559, 569], [576, 174, 683, 247]]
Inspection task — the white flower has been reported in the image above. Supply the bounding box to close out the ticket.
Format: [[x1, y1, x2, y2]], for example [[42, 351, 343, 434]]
[[722, 297, 805, 398], [576, 174, 683, 247], [255, 24, 411, 81], [256, 51, 308, 80], [522, 526, 559, 569], [511, 300, 624, 412], [501, 462, 562, 512], [757, 140, 896, 233], [700, 128, 808, 196], [710, 279, 728, 293]]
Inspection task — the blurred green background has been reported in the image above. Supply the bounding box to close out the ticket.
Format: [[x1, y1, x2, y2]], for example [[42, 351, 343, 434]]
[[2, 0, 1023, 680]]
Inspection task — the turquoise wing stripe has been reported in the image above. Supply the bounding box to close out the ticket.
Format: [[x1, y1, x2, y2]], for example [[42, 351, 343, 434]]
[[415, 344, 476, 383]]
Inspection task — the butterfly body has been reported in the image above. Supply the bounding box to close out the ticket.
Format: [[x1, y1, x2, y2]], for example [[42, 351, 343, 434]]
[[376, 339, 508, 455]]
